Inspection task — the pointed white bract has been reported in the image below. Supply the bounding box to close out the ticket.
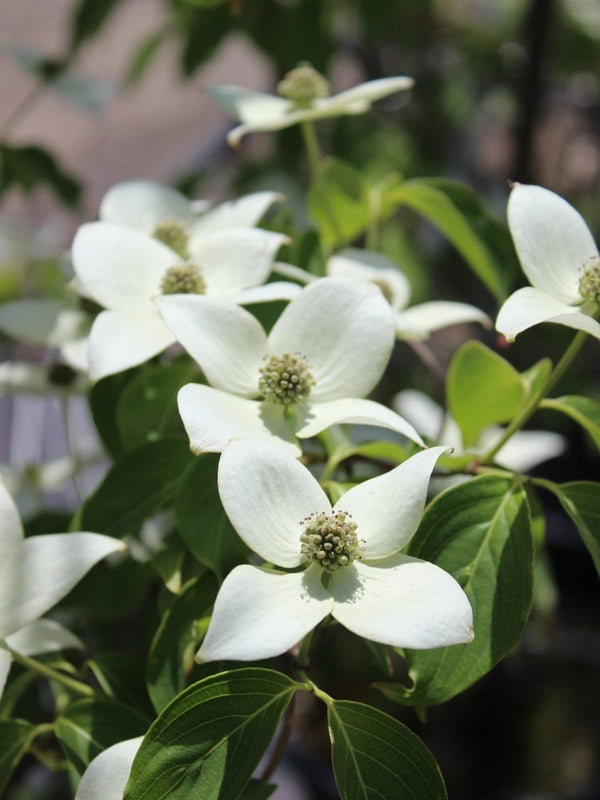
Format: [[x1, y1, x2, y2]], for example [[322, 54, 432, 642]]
[[210, 75, 414, 146], [496, 184, 600, 341], [0, 481, 124, 642], [74, 737, 144, 800], [394, 389, 566, 472], [327, 248, 491, 340], [196, 439, 473, 663], [71, 181, 290, 380], [159, 277, 425, 453]]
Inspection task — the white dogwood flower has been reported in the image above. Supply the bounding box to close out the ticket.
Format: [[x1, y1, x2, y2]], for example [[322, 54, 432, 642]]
[[210, 64, 414, 146], [0, 480, 124, 696], [196, 439, 473, 662], [394, 389, 566, 473], [158, 277, 424, 456], [72, 182, 293, 380], [496, 183, 600, 342], [327, 248, 491, 340]]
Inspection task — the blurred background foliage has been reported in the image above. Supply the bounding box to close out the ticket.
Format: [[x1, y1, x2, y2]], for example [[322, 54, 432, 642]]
[[1, 1, 600, 799]]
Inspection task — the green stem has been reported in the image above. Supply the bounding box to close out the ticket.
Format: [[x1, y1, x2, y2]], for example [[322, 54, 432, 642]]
[[0, 82, 46, 134], [481, 329, 588, 464], [8, 649, 96, 697], [300, 120, 321, 176], [295, 629, 315, 675]]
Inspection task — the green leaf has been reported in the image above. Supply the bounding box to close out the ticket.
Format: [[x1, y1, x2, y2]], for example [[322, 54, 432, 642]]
[[89, 370, 135, 459], [147, 574, 218, 713], [521, 358, 552, 397], [307, 157, 370, 249], [328, 700, 446, 800], [390, 178, 515, 300], [69, 0, 126, 53], [176, 454, 248, 577], [542, 395, 600, 450], [0, 143, 81, 207], [86, 653, 154, 717], [79, 438, 194, 537], [376, 476, 533, 706], [0, 719, 35, 794], [240, 780, 277, 799], [126, 29, 167, 85], [116, 362, 197, 450], [175, 3, 231, 75], [55, 697, 148, 774], [124, 669, 303, 800], [447, 341, 526, 447], [541, 481, 600, 576]]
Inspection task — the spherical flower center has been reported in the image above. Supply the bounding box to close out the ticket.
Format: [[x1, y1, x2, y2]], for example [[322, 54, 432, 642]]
[[258, 352, 315, 405], [153, 221, 189, 259], [277, 63, 330, 107], [300, 511, 362, 573], [579, 261, 600, 306], [160, 263, 205, 295]]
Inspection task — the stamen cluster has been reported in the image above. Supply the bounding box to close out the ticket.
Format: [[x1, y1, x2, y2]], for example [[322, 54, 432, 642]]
[[160, 264, 205, 295], [153, 222, 189, 259], [277, 64, 330, 107], [300, 510, 362, 573], [579, 261, 600, 306], [258, 352, 315, 405]]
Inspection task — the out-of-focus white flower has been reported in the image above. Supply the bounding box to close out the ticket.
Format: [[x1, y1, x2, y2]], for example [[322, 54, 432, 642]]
[[327, 248, 491, 340], [210, 64, 414, 147], [196, 439, 473, 663], [0, 480, 124, 698], [496, 183, 600, 342], [158, 277, 424, 456], [394, 389, 566, 472], [71, 181, 296, 380], [0, 298, 91, 373]]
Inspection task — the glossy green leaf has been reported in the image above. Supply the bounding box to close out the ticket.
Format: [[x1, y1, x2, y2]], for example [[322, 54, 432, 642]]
[[176, 454, 248, 577], [390, 178, 514, 300], [116, 363, 198, 450], [55, 697, 149, 774], [447, 341, 526, 447], [79, 438, 193, 537], [308, 157, 370, 249], [376, 476, 533, 706], [542, 395, 600, 450], [541, 480, 600, 576], [124, 669, 303, 800], [0, 719, 35, 794], [147, 574, 218, 713], [328, 700, 446, 799]]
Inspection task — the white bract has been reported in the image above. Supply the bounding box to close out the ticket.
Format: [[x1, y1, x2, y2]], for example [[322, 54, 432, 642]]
[[74, 737, 143, 800], [210, 65, 414, 147], [394, 390, 566, 473], [496, 183, 600, 342], [0, 480, 124, 697], [158, 277, 424, 456], [72, 181, 293, 380], [328, 248, 491, 340], [196, 439, 473, 662], [0, 298, 91, 373]]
